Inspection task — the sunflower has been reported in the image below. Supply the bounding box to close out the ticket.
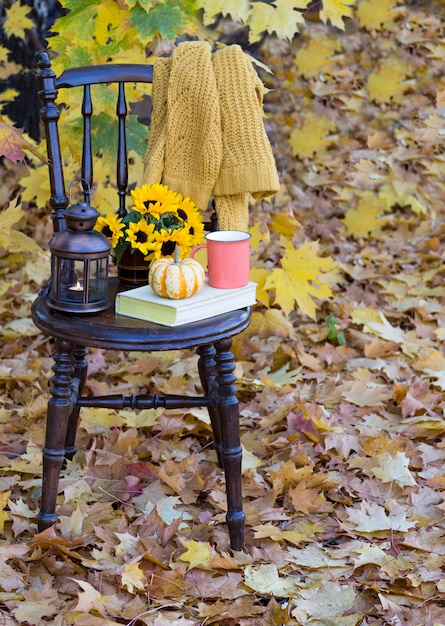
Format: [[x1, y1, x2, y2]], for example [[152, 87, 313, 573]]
[[175, 196, 198, 222], [131, 183, 180, 219], [94, 213, 125, 247], [174, 196, 205, 246], [105, 183, 205, 266], [125, 220, 156, 256], [184, 211, 205, 245], [152, 228, 192, 259]]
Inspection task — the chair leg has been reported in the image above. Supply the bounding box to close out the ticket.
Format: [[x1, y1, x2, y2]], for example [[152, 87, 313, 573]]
[[197, 344, 223, 466], [64, 346, 88, 461], [38, 339, 75, 532], [213, 338, 245, 551]]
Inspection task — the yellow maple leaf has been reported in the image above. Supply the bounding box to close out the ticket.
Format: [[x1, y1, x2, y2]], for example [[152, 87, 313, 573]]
[[80, 408, 125, 434], [351, 308, 405, 343], [383, 180, 428, 215], [352, 545, 401, 578], [366, 57, 412, 104], [0, 201, 25, 230], [320, 0, 356, 30], [4, 3, 34, 40], [121, 560, 147, 594], [342, 194, 386, 238], [93, 184, 122, 216], [0, 201, 43, 253], [264, 239, 337, 319], [289, 114, 336, 159], [0, 88, 19, 102], [253, 523, 321, 545], [201, 0, 250, 25], [249, 267, 270, 307], [0, 491, 11, 533], [119, 408, 163, 428], [19, 162, 51, 205], [247, 0, 307, 44], [249, 223, 270, 252], [413, 348, 445, 373], [294, 33, 339, 78], [178, 540, 215, 570], [94, 0, 122, 46], [356, 0, 403, 30], [271, 211, 302, 237]]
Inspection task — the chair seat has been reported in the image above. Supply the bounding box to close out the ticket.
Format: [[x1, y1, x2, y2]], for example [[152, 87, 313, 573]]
[[32, 277, 252, 351]]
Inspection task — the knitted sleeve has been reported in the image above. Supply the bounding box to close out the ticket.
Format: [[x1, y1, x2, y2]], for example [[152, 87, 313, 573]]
[[212, 45, 280, 200], [215, 193, 249, 231], [144, 41, 223, 214], [142, 57, 171, 186]]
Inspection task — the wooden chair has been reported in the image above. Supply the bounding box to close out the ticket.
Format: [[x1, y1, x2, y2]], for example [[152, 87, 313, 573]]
[[32, 52, 251, 550]]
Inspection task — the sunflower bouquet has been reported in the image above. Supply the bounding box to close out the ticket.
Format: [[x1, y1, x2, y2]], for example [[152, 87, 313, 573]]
[[95, 183, 205, 264]]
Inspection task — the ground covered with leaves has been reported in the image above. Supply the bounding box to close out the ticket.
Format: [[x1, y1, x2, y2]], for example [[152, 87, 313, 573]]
[[1, 2, 445, 625]]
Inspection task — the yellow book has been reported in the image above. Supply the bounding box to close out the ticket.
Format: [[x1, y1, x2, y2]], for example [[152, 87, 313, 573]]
[[116, 281, 256, 326]]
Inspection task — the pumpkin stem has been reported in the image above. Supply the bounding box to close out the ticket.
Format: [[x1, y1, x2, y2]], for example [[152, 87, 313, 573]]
[[173, 244, 181, 264]]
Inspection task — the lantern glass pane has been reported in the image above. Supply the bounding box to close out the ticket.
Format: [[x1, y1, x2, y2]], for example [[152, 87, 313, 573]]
[[60, 259, 86, 303], [87, 257, 108, 303]]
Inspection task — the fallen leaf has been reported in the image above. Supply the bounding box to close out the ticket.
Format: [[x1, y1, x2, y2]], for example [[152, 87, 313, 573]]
[[344, 501, 417, 534], [178, 540, 215, 570], [371, 452, 417, 488]]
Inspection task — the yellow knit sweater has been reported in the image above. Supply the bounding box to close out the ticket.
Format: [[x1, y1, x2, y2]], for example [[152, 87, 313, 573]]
[[142, 41, 280, 231]]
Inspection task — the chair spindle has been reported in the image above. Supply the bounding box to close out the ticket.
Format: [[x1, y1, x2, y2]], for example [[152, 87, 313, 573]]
[[81, 84, 93, 203], [37, 52, 69, 232], [116, 82, 128, 218]]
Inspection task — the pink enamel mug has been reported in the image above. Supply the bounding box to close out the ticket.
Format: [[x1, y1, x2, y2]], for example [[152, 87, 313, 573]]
[[191, 230, 251, 289]]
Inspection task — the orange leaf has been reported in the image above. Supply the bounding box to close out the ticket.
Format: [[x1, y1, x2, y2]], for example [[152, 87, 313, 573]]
[[0, 120, 26, 162], [0, 118, 46, 163]]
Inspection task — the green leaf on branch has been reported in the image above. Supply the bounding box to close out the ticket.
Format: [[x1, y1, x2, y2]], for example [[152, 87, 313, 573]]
[[130, 1, 196, 42], [50, 0, 98, 45]]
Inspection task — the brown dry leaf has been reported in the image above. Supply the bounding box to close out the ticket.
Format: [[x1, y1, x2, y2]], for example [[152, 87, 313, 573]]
[[11, 583, 60, 624], [288, 478, 326, 514], [341, 380, 393, 407]]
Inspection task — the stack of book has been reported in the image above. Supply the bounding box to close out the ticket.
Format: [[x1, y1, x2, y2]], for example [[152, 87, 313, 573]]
[[116, 281, 257, 326]]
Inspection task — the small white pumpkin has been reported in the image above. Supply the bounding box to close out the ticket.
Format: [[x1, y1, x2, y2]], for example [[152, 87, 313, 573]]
[[149, 246, 205, 299]]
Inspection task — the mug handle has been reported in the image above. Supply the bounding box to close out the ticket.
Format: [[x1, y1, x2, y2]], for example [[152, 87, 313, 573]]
[[190, 244, 208, 276]]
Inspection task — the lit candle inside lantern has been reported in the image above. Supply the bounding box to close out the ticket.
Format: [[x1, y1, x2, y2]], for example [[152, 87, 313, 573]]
[[69, 280, 83, 292], [67, 280, 85, 301]]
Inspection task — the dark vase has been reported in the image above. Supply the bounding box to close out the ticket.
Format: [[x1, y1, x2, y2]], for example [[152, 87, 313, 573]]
[[117, 248, 150, 286]]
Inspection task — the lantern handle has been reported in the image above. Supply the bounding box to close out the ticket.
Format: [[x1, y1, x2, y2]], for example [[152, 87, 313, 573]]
[[69, 178, 92, 205]]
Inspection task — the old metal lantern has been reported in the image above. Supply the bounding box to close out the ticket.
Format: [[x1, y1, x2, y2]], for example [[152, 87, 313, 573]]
[[48, 196, 111, 314]]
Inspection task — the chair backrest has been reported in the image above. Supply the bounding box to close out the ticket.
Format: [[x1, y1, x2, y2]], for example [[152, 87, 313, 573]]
[[36, 52, 153, 233]]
